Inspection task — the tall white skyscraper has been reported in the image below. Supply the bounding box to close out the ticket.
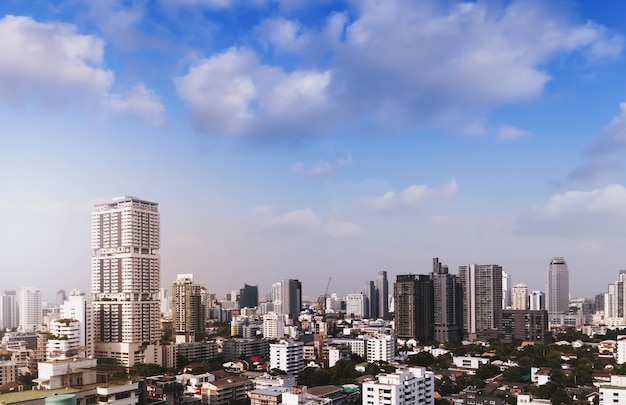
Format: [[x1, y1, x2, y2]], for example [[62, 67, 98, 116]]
[[529, 291, 545, 310], [0, 290, 18, 331], [91, 196, 161, 367], [18, 287, 42, 332], [546, 257, 569, 326]]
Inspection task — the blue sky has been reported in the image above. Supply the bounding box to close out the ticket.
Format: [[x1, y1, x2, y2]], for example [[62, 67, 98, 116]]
[[2, 0, 626, 302]]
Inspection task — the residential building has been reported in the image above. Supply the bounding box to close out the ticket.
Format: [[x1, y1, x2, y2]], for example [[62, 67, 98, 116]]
[[366, 334, 395, 363], [452, 356, 490, 370], [376, 271, 389, 319], [430, 258, 463, 342], [18, 287, 42, 333], [60, 289, 94, 359], [394, 274, 433, 341], [173, 274, 205, 343], [362, 367, 434, 405], [91, 196, 161, 367], [546, 257, 569, 327], [0, 290, 18, 331], [531, 367, 553, 386], [204, 376, 254, 405], [269, 339, 304, 375], [459, 264, 503, 340], [600, 375, 626, 405], [176, 341, 219, 367], [46, 318, 83, 360], [96, 382, 140, 405], [0, 361, 18, 386], [500, 310, 551, 344], [222, 338, 270, 362], [346, 293, 366, 319], [512, 284, 529, 310], [616, 335, 626, 365], [263, 312, 286, 339]]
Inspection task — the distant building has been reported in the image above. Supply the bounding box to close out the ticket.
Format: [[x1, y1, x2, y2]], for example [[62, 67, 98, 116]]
[[546, 257, 569, 327], [512, 284, 529, 310], [263, 313, 286, 339], [502, 271, 512, 309], [18, 287, 42, 333], [346, 293, 366, 319], [376, 271, 389, 319], [431, 258, 463, 342], [529, 291, 545, 311], [362, 367, 434, 405], [394, 274, 433, 341], [0, 361, 18, 387], [270, 340, 304, 376], [459, 264, 503, 340], [222, 338, 270, 362], [240, 284, 259, 309], [366, 334, 395, 363], [272, 280, 302, 325], [204, 376, 254, 405], [173, 274, 205, 343], [500, 309, 551, 344], [0, 290, 18, 331], [364, 281, 376, 319], [463, 390, 505, 405]]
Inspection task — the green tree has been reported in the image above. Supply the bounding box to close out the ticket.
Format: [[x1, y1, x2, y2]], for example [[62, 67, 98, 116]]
[[407, 352, 434, 367], [475, 364, 501, 380]]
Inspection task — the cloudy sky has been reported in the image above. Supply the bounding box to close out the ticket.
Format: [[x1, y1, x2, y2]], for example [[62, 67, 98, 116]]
[[2, 0, 626, 302]]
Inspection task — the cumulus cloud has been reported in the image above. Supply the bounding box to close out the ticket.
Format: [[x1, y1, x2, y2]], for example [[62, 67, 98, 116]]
[[291, 153, 352, 178], [497, 125, 533, 140], [364, 179, 458, 213], [256, 17, 310, 52], [0, 15, 114, 108], [175, 47, 334, 138], [86, 0, 153, 50], [568, 103, 626, 182], [108, 84, 166, 127], [253, 207, 364, 238], [517, 184, 626, 236]]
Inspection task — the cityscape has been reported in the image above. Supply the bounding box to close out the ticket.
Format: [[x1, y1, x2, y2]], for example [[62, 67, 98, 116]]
[[2, 195, 626, 405], [4, 1, 626, 405]]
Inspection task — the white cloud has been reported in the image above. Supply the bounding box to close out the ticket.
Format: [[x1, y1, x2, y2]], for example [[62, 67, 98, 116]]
[[518, 184, 626, 236], [0, 15, 114, 108], [256, 17, 310, 52], [291, 154, 352, 178], [497, 125, 533, 140], [270, 208, 322, 228], [175, 47, 335, 138], [364, 179, 458, 213], [108, 84, 166, 128], [326, 220, 365, 238], [253, 207, 363, 238]]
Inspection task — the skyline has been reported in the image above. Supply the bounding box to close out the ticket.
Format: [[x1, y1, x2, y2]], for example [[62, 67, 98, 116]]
[[3, 1, 626, 301]]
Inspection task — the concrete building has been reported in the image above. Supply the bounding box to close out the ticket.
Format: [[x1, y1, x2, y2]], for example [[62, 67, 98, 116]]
[[346, 293, 366, 319], [459, 264, 503, 340], [452, 356, 490, 370], [46, 319, 83, 360], [600, 375, 626, 405], [204, 376, 254, 405], [91, 196, 161, 367], [269, 340, 304, 376], [362, 367, 434, 405], [35, 358, 98, 390], [529, 291, 545, 311], [59, 290, 94, 359], [173, 274, 205, 343], [366, 334, 395, 363], [222, 338, 270, 362], [546, 257, 569, 327], [263, 312, 286, 339], [18, 287, 42, 333], [616, 335, 626, 365], [394, 274, 433, 341], [0, 290, 18, 331], [431, 258, 463, 342], [376, 271, 389, 319], [500, 310, 551, 344], [512, 284, 529, 310], [502, 271, 511, 309], [96, 382, 140, 405], [0, 361, 18, 387], [239, 284, 259, 309]]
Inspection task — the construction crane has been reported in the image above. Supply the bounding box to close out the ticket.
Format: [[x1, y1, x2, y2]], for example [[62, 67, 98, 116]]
[[317, 277, 332, 314]]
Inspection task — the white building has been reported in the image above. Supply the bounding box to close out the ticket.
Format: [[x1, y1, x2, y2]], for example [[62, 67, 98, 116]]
[[452, 356, 490, 370], [269, 339, 304, 376], [96, 382, 140, 405], [529, 291, 545, 311], [91, 196, 161, 367], [531, 367, 552, 386], [0, 290, 18, 330], [346, 293, 366, 318], [517, 394, 551, 404], [60, 290, 94, 359], [366, 334, 395, 363], [36, 358, 98, 390], [502, 271, 511, 309], [18, 287, 42, 332], [512, 284, 528, 310], [362, 367, 434, 405], [600, 375, 626, 405], [47, 319, 82, 360], [263, 312, 286, 339], [616, 335, 626, 365]]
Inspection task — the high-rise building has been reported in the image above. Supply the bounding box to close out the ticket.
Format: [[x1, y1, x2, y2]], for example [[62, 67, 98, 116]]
[[59, 290, 94, 359], [269, 339, 304, 375], [274, 279, 301, 325], [346, 293, 366, 318], [239, 284, 259, 309], [459, 264, 503, 340], [546, 257, 569, 327], [172, 274, 205, 343], [376, 271, 389, 319], [18, 287, 42, 333], [512, 284, 529, 310], [364, 280, 376, 319], [56, 290, 67, 307], [500, 309, 551, 344], [0, 290, 18, 331], [431, 258, 463, 342], [529, 291, 545, 311], [91, 196, 161, 367], [502, 271, 511, 309], [394, 274, 433, 341]]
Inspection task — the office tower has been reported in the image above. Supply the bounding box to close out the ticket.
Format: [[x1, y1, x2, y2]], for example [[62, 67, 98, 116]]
[[364, 280, 376, 319], [502, 271, 511, 309], [239, 284, 259, 309], [512, 284, 529, 310], [459, 264, 503, 340], [394, 274, 433, 341], [546, 257, 570, 326], [18, 287, 42, 333], [172, 274, 205, 343], [91, 196, 160, 367], [529, 291, 545, 311], [275, 279, 301, 325], [376, 271, 389, 319], [430, 258, 463, 342], [346, 293, 366, 318], [0, 290, 18, 330]]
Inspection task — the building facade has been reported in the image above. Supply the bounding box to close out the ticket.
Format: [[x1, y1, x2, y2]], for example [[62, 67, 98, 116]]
[[172, 274, 205, 343], [18, 287, 42, 333], [362, 367, 434, 405], [0, 290, 18, 331], [459, 264, 503, 340], [91, 196, 161, 367], [431, 258, 463, 342], [269, 340, 304, 376], [546, 257, 569, 327], [512, 284, 529, 310], [346, 293, 366, 319], [394, 275, 433, 341], [500, 310, 551, 344]]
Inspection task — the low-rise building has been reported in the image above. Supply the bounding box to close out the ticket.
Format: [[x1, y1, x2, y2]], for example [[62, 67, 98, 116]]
[[203, 376, 254, 405], [452, 356, 490, 370], [600, 375, 626, 404], [531, 367, 553, 387], [362, 367, 434, 405], [96, 382, 140, 405]]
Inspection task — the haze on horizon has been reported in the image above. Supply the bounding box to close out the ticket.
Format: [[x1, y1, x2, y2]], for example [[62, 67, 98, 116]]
[[2, 0, 626, 302]]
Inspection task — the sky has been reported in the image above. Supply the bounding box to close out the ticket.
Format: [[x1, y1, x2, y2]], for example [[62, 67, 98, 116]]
[[2, 0, 626, 303]]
